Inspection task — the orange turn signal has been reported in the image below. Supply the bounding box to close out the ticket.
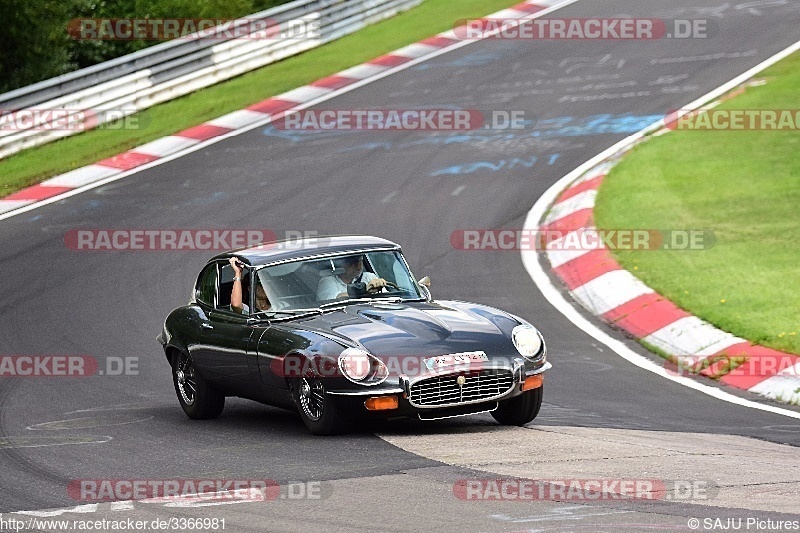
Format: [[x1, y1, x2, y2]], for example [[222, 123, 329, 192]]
[[522, 375, 543, 391], [365, 395, 399, 411]]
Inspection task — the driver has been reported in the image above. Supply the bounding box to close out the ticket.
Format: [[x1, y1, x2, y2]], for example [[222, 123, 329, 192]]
[[317, 255, 389, 300], [229, 257, 273, 313]]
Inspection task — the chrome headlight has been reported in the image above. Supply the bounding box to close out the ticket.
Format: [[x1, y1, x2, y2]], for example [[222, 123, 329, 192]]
[[512, 325, 543, 360], [338, 348, 388, 385]]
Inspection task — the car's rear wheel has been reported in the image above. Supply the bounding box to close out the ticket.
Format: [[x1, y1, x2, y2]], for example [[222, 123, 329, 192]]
[[292, 376, 351, 435], [172, 351, 225, 419], [491, 386, 543, 426]]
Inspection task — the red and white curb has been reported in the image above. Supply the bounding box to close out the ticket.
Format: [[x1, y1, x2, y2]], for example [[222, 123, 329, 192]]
[[542, 150, 800, 406], [0, 0, 571, 216]]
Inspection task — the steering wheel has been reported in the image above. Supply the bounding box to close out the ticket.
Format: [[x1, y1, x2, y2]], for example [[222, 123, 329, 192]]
[[347, 279, 398, 297]]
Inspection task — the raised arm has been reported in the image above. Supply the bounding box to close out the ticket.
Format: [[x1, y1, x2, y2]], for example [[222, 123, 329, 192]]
[[229, 257, 245, 313]]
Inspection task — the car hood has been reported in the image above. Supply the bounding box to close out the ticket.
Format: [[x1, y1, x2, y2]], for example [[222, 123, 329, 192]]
[[294, 300, 521, 358]]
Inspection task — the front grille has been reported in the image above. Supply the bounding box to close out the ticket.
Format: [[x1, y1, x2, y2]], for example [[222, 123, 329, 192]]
[[408, 369, 515, 407]]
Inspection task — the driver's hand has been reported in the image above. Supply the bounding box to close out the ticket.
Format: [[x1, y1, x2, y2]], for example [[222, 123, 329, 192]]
[[229, 257, 242, 277], [366, 278, 388, 292]]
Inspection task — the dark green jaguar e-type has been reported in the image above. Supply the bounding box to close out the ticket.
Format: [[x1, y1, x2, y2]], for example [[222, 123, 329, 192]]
[[157, 235, 549, 435]]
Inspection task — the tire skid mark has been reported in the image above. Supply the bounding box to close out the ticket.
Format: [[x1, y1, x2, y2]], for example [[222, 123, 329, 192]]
[[26, 415, 153, 431], [0, 435, 113, 449]]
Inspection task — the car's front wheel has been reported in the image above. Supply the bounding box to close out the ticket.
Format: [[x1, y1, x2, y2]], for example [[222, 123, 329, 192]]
[[172, 351, 225, 419], [491, 386, 543, 426], [292, 376, 351, 435]]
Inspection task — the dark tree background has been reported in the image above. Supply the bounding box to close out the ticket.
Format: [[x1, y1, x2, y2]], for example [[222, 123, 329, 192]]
[[0, 0, 294, 94]]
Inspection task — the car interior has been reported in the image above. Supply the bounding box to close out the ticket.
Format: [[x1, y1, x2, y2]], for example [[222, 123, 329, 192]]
[[213, 254, 408, 314]]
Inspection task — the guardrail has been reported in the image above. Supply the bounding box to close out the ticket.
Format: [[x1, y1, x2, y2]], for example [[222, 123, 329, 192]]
[[0, 0, 422, 159]]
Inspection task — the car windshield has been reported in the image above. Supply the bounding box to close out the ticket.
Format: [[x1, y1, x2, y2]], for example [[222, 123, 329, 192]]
[[254, 250, 423, 312]]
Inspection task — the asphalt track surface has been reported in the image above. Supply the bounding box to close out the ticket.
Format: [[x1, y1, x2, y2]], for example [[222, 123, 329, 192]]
[[2, 0, 800, 529]]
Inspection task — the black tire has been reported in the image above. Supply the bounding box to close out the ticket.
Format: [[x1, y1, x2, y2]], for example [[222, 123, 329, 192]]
[[292, 376, 351, 435], [491, 386, 543, 426], [172, 351, 225, 420]]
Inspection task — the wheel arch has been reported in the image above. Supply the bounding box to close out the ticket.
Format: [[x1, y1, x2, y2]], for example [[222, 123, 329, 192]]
[[165, 345, 185, 367]]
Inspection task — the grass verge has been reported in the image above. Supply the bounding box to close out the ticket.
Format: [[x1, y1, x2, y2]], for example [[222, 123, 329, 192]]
[[0, 0, 519, 196], [594, 50, 800, 355]]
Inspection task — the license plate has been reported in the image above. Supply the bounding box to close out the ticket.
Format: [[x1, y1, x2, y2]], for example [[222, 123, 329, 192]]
[[424, 351, 488, 370]]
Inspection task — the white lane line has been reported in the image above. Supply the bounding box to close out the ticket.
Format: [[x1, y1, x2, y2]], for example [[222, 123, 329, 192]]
[[381, 191, 398, 203], [490, 509, 635, 523], [0, 0, 582, 222], [16, 504, 98, 517], [451, 185, 467, 196], [163, 499, 256, 508], [110, 501, 136, 511], [522, 39, 800, 420]]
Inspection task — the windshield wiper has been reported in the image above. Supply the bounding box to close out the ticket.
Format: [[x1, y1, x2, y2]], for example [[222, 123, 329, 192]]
[[318, 298, 374, 309], [373, 296, 406, 302], [319, 295, 420, 309], [253, 308, 322, 318]]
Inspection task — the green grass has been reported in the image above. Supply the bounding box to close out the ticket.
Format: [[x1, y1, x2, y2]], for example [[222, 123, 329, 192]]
[[0, 0, 519, 196], [594, 51, 800, 355]]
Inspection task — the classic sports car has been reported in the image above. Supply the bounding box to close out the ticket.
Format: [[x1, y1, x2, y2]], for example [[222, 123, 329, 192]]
[[157, 236, 550, 435]]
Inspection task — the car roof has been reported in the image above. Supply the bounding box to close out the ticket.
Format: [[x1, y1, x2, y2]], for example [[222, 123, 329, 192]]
[[210, 235, 401, 266]]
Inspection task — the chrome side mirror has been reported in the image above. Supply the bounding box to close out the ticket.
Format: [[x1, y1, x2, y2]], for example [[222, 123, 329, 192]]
[[418, 276, 431, 300]]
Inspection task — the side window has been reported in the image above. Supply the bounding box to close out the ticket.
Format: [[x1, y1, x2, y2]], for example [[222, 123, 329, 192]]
[[217, 263, 250, 311], [196, 263, 218, 306]]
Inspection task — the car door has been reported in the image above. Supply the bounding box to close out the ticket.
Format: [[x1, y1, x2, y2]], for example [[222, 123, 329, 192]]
[[190, 261, 256, 389], [256, 326, 311, 390]]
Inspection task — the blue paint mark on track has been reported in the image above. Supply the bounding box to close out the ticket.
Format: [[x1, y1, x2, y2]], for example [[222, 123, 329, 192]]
[[340, 113, 662, 154], [429, 152, 564, 176]]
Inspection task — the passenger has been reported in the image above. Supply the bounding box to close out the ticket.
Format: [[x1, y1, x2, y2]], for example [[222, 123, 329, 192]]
[[229, 257, 272, 313], [317, 255, 389, 300]]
